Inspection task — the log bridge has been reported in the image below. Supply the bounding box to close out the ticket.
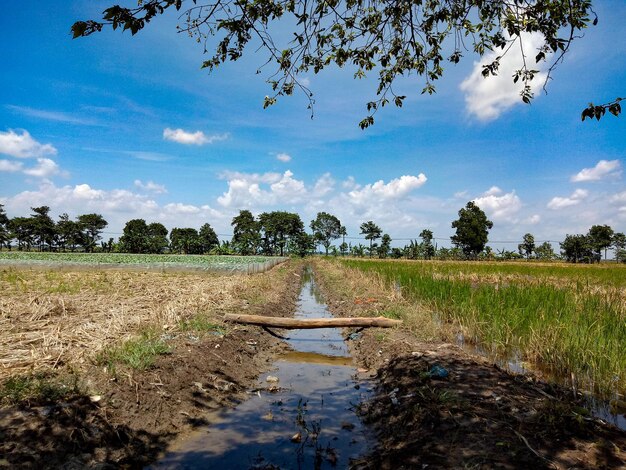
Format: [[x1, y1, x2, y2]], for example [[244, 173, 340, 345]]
[[223, 313, 402, 329]]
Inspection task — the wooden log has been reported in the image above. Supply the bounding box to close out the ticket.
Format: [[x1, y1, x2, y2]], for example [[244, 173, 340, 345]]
[[223, 313, 401, 329]]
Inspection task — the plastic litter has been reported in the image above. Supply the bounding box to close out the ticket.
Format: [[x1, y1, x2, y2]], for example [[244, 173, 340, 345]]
[[428, 364, 449, 379]]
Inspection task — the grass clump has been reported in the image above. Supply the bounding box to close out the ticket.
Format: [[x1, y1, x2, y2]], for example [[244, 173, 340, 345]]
[[179, 314, 225, 334], [0, 373, 81, 405], [98, 330, 170, 371]]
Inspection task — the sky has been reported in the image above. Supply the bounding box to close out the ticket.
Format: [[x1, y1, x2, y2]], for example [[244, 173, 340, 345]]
[[1, 1, 625, 251]]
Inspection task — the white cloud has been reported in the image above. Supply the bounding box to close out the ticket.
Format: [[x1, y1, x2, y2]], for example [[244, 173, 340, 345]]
[[217, 170, 310, 208], [23, 158, 62, 178], [0, 129, 57, 158], [6, 105, 99, 126], [312, 173, 335, 197], [134, 179, 168, 194], [163, 128, 228, 145], [525, 214, 541, 225], [473, 187, 522, 221], [276, 152, 292, 162], [571, 159, 622, 182], [547, 189, 588, 210], [454, 190, 469, 199], [460, 33, 547, 121], [0, 159, 23, 172], [347, 174, 427, 205], [342, 176, 358, 190]]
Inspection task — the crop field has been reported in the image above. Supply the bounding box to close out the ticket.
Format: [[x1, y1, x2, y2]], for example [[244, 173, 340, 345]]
[[0, 251, 284, 273], [341, 259, 626, 397], [0, 263, 290, 380]]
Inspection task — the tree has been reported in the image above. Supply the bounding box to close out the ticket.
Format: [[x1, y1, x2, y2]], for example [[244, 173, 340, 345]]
[[587, 224, 614, 261], [147, 222, 169, 253], [77, 213, 108, 252], [231, 210, 260, 255], [170, 227, 200, 254], [310, 212, 342, 255], [29, 206, 56, 251], [360, 221, 382, 258], [378, 233, 392, 258], [0, 204, 9, 249], [612, 232, 626, 263], [451, 202, 493, 259], [419, 229, 435, 260], [73, 1, 596, 127], [56, 213, 83, 252], [560, 234, 594, 263], [9, 217, 35, 251], [518, 233, 535, 259], [258, 211, 305, 256], [119, 219, 151, 253], [198, 223, 219, 253], [535, 241, 555, 261]]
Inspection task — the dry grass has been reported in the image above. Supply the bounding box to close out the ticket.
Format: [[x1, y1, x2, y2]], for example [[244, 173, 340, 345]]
[[312, 258, 440, 342], [0, 263, 293, 379]]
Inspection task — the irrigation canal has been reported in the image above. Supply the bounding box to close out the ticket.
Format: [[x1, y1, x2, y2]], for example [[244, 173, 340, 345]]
[[152, 267, 375, 468]]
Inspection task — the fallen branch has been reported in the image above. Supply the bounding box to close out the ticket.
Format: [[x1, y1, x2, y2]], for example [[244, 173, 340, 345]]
[[224, 313, 402, 329]]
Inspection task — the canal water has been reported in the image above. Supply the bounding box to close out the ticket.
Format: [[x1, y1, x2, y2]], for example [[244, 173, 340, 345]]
[[153, 268, 375, 469]]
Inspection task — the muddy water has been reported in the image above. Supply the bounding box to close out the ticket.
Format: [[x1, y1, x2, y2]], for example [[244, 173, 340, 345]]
[[153, 268, 374, 469]]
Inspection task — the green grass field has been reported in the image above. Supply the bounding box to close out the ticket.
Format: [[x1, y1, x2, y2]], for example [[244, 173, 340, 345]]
[[0, 251, 282, 273], [342, 259, 626, 397]]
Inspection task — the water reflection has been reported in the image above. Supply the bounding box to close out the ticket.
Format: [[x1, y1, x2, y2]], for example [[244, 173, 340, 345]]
[[153, 267, 374, 469]]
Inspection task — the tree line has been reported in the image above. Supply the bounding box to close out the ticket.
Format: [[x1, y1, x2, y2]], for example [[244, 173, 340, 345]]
[[0, 203, 623, 262]]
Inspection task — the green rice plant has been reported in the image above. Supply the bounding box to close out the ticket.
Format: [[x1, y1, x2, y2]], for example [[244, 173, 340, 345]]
[[98, 330, 170, 371], [342, 259, 626, 396]]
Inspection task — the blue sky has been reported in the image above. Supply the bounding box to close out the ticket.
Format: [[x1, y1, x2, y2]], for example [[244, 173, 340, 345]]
[[1, 1, 624, 250]]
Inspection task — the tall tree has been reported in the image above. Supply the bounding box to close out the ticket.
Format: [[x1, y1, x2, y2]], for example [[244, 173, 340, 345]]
[[612, 232, 626, 263], [560, 234, 594, 263], [119, 219, 150, 253], [9, 217, 35, 251], [310, 212, 342, 255], [587, 224, 614, 261], [57, 213, 83, 252], [147, 222, 169, 254], [30, 206, 56, 251], [450, 202, 493, 259], [77, 213, 108, 253], [74, 1, 597, 127], [535, 241, 555, 261], [259, 211, 305, 256], [170, 227, 200, 254], [360, 221, 382, 258], [419, 229, 435, 260], [231, 210, 260, 255], [518, 233, 535, 259], [198, 223, 219, 253], [378, 233, 392, 259], [0, 204, 9, 249]]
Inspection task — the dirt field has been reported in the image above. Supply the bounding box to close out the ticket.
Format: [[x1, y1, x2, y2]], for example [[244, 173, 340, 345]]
[[1, 258, 625, 469]]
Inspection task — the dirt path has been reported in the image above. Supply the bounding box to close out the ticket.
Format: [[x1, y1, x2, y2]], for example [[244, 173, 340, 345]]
[[0, 261, 304, 469], [312, 258, 626, 469]]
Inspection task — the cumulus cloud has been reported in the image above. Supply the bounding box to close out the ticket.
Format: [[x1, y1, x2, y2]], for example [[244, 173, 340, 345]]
[[23, 158, 63, 178], [347, 175, 427, 204], [460, 33, 547, 121], [312, 173, 335, 197], [0, 129, 57, 158], [276, 152, 292, 162], [134, 179, 168, 194], [547, 189, 588, 210], [163, 128, 228, 145], [217, 170, 310, 208], [571, 159, 622, 182], [473, 186, 522, 221], [0, 159, 23, 172]]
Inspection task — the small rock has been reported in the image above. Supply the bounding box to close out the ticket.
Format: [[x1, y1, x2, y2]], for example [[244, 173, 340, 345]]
[[89, 395, 102, 403], [266, 375, 279, 383], [291, 432, 302, 443]]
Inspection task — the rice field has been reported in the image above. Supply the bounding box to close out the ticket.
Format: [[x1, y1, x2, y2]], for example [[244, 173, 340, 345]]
[[0, 252, 284, 274], [341, 259, 626, 397]]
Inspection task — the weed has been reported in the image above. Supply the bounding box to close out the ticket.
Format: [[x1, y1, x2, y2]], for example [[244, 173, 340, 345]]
[[0, 373, 81, 405], [179, 314, 225, 334], [98, 330, 170, 371]]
